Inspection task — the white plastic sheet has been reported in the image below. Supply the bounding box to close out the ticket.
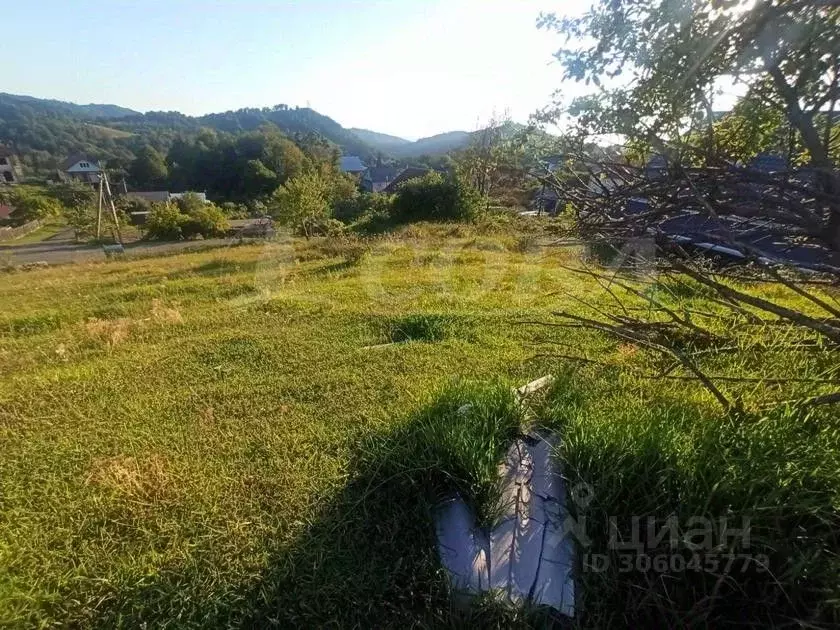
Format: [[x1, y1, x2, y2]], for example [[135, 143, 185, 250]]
[[434, 434, 575, 616]]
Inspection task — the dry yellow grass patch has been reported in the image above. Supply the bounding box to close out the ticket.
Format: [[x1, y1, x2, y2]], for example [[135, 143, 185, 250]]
[[84, 317, 132, 348], [150, 299, 184, 324], [85, 454, 173, 503]]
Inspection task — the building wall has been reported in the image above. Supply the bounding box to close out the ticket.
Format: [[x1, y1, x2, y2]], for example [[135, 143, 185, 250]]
[[67, 171, 100, 184], [0, 156, 17, 184]]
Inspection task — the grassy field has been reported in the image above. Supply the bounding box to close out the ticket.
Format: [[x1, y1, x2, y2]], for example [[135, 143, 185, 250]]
[[0, 223, 838, 627], [1, 220, 68, 246]]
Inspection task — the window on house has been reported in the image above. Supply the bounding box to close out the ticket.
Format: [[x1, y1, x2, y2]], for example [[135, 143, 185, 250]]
[[79, 162, 89, 168], [2, 171, 13, 182], [0, 158, 8, 165]]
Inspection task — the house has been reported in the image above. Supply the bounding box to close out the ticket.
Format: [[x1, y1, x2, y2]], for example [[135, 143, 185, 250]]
[[0, 146, 18, 184], [382, 167, 431, 193], [339, 155, 367, 175], [362, 166, 401, 193], [62, 155, 101, 184]]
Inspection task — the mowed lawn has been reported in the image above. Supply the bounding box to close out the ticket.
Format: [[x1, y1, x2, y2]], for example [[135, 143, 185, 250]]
[[1, 226, 838, 627]]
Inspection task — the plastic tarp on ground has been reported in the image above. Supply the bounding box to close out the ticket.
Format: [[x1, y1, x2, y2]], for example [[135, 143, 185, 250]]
[[434, 434, 575, 617]]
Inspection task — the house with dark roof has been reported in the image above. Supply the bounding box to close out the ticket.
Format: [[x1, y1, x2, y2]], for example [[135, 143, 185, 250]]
[[62, 155, 101, 184], [0, 146, 18, 185], [339, 155, 367, 175], [382, 167, 431, 193], [362, 165, 401, 193]]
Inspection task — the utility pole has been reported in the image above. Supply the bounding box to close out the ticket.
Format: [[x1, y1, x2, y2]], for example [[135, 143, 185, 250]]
[[95, 166, 123, 244]]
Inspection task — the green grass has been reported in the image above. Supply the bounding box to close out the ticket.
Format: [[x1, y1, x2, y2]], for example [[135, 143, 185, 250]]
[[0, 224, 837, 627], [1, 220, 67, 246]]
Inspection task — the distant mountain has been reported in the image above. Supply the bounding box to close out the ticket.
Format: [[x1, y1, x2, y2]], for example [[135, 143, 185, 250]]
[[0, 93, 139, 119], [0, 92, 518, 173], [349, 128, 411, 152], [391, 130, 472, 158], [352, 128, 473, 159], [196, 107, 375, 159]]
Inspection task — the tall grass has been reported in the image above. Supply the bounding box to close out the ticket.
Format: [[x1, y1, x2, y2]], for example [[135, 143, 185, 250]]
[[540, 368, 840, 628]]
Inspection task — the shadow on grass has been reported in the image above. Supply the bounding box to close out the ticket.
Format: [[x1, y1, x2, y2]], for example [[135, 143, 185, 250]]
[[85, 383, 564, 628], [73, 371, 840, 628], [234, 383, 544, 628], [540, 368, 840, 629]]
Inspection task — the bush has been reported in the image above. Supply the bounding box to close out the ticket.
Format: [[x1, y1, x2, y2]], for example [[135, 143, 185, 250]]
[[146, 203, 187, 240], [172, 192, 207, 216], [269, 171, 331, 238], [51, 182, 97, 210], [220, 202, 250, 219], [0, 186, 62, 225], [182, 203, 230, 239], [334, 192, 391, 224], [146, 199, 229, 241], [306, 217, 347, 237], [391, 172, 481, 223]]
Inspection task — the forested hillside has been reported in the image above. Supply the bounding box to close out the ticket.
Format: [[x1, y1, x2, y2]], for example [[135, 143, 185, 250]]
[[349, 128, 412, 152], [0, 94, 378, 176]]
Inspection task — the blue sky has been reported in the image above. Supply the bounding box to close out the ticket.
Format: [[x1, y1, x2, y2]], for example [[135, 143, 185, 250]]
[[4, 1, 584, 139]]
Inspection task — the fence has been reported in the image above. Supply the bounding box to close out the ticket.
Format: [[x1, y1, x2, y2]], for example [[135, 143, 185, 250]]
[[0, 220, 41, 242]]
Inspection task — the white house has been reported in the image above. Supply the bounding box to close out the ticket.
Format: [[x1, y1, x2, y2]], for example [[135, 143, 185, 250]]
[[62, 155, 101, 184]]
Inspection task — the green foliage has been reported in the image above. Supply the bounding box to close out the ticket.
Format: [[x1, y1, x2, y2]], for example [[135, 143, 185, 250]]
[[454, 117, 532, 204], [0, 231, 838, 626], [540, 0, 840, 167], [182, 203, 230, 239], [391, 172, 481, 223], [543, 370, 840, 627], [269, 171, 331, 238], [306, 217, 347, 237], [63, 205, 96, 241], [128, 145, 168, 189], [145, 202, 186, 240], [116, 195, 151, 217], [0, 186, 62, 224], [50, 181, 97, 210], [219, 202, 250, 219], [334, 192, 393, 224], [243, 159, 278, 197], [172, 192, 206, 216], [167, 126, 311, 201], [711, 99, 789, 163], [146, 196, 229, 241], [384, 314, 456, 343], [267, 166, 356, 238]]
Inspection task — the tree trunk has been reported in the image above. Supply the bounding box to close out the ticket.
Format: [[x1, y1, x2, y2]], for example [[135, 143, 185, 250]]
[[767, 63, 840, 252]]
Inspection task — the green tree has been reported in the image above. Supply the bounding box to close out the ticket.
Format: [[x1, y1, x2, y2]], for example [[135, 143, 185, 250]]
[[51, 181, 97, 210], [182, 203, 230, 239], [391, 172, 481, 223], [540, 0, 840, 246], [243, 159, 278, 197], [172, 192, 207, 216], [269, 171, 331, 238], [129, 145, 169, 189], [4, 188, 62, 223], [146, 202, 186, 240], [64, 205, 97, 241]]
